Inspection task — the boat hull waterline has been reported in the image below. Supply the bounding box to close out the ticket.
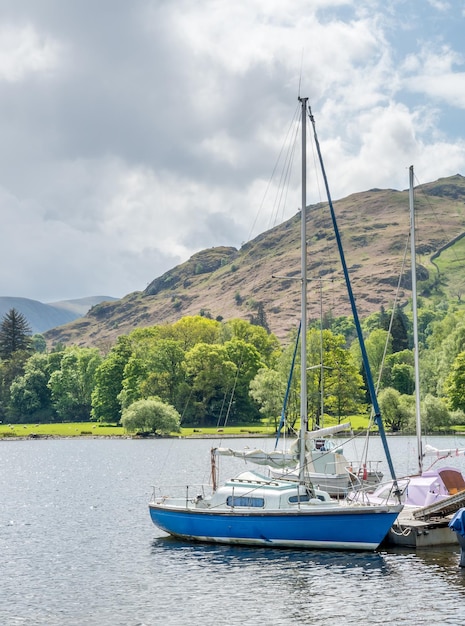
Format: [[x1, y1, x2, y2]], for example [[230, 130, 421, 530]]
[[149, 503, 401, 550]]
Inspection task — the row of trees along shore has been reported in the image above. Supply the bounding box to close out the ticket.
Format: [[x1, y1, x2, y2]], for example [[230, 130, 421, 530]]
[[1, 301, 465, 435]]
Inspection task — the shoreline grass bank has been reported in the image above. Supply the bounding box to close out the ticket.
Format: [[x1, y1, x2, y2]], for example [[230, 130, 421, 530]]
[[0, 422, 278, 440], [3, 419, 461, 440]]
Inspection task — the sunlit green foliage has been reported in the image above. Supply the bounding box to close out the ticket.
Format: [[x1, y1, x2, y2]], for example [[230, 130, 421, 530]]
[[8, 352, 61, 423], [444, 350, 465, 412], [183, 342, 237, 426], [220, 318, 280, 366], [378, 387, 411, 432], [421, 394, 451, 433], [49, 347, 102, 422], [91, 336, 133, 423], [164, 316, 221, 350], [122, 338, 186, 409], [351, 328, 392, 386], [249, 368, 286, 429], [313, 330, 365, 424], [2, 304, 465, 433], [381, 350, 415, 394], [121, 397, 181, 435]]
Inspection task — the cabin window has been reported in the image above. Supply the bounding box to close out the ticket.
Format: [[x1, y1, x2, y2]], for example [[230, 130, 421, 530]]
[[226, 496, 264, 508], [288, 494, 325, 503], [289, 495, 311, 503]]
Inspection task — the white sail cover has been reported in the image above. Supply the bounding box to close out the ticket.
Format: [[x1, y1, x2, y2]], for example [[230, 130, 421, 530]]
[[304, 422, 352, 439], [214, 422, 352, 469], [214, 447, 298, 468], [424, 444, 465, 458]]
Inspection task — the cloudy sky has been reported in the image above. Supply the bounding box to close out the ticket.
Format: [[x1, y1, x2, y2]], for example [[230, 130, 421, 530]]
[[0, 0, 464, 303]]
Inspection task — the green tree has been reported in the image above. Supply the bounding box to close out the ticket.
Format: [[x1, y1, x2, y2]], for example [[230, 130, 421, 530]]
[[272, 331, 301, 431], [249, 367, 286, 429], [436, 323, 465, 395], [140, 339, 186, 407], [418, 316, 465, 397], [31, 334, 47, 353], [425, 307, 464, 351], [390, 363, 415, 395], [91, 336, 133, 422], [121, 398, 181, 435], [183, 343, 237, 426], [167, 316, 220, 350], [0, 309, 34, 417], [0, 351, 33, 419], [117, 337, 186, 412], [384, 308, 409, 353], [49, 347, 102, 421], [221, 318, 280, 366], [305, 328, 330, 426], [276, 328, 366, 429], [118, 355, 147, 410], [419, 348, 442, 396], [0, 308, 32, 359], [380, 349, 414, 391], [366, 328, 392, 383], [8, 352, 61, 422], [324, 315, 356, 344], [352, 328, 392, 390], [378, 387, 410, 432], [362, 306, 409, 353], [421, 394, 451, 433], [444, 350, 465, 412], [305, 329, 365, 425], [249, 301, 270, 332], [416, 304, 442, 345], [362, 309, 385, 335], [323, 339, 365, 423], [223, 338, 264, 423]]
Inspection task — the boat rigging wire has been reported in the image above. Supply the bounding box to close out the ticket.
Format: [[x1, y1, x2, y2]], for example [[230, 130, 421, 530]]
[[246, 104, 300, 241], [306, 103, 400, 497]]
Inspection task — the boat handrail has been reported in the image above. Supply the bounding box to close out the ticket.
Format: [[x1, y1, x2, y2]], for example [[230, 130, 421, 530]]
[[348, 478, 410, 505], [151, 483, 212, 503]]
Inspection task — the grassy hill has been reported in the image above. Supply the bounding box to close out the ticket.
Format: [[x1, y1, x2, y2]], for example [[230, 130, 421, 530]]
[[44, 174, 465, 348]]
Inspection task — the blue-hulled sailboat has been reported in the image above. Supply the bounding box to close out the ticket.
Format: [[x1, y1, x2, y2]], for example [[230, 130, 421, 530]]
[[149, 98, 403, 550]]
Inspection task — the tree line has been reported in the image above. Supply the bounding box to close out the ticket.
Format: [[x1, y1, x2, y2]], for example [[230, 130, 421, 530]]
[[1, 300, 465, 434]]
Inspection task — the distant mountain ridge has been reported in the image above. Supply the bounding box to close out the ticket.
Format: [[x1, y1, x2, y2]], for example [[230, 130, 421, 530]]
[[42, 173, 465, 348], [0, 296, 117, 334]]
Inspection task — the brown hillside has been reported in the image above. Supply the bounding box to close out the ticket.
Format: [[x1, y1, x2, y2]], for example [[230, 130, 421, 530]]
[[44, 174, 465, 349]]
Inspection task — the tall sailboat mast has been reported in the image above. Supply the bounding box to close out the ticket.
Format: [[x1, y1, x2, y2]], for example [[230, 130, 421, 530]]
[[299, 96, 308, 483], [409, 165, 423, 474]]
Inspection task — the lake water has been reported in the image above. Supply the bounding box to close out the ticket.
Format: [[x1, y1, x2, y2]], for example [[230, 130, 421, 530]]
[[2, 435, 465, 625]]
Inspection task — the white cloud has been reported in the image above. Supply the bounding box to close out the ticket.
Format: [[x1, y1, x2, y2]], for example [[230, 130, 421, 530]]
[[0, 1, 465, 303], [427, 0, 451, 10], [0, 23, 63, 82], [402, 46, 465, 108]]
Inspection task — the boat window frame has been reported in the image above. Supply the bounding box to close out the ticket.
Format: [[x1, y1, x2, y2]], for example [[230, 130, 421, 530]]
[[226, 495, 265, 508], [288, 494, 326, 504]]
